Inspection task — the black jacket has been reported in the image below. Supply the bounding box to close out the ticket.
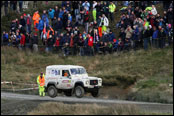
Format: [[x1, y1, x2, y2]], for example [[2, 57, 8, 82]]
[[54, 9, 59, 18], [142, 29, 150, 39], [158, 30, 166, 39], [32, 35, 38, 44], [20, 19, 26, 27]]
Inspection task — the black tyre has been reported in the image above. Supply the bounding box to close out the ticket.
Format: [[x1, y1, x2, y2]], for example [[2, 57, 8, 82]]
[[47, 85, 57, 98], [74, 86, 85, 98], [91, 89, 99, 97]]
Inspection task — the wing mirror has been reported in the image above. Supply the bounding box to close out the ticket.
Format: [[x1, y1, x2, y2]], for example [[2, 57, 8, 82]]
[[68, 76, 71, 79]]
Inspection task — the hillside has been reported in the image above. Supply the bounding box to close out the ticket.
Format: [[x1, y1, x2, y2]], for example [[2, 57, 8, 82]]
[[1, 46, 173, 103], [0, 1, 164, 38], [1, 1, 173, 104]]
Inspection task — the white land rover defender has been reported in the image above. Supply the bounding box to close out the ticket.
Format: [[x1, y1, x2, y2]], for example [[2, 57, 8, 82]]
[[45, 65, 102, 98]]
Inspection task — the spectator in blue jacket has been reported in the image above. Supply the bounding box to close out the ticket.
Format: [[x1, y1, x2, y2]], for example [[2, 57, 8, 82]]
[[36, 18, 44, 35], [68, 13, 72, 23], [132, 25, 140, 50], [42, 10, 49, 27], [123, 1, 129, 7], [42, 10, 48, 21], [58, 8, 64, 20], [152, 26, 159, 48], [166, 24, 173, 46], [16, 32, 21, 47], [108, 30, 115, 42], [63, 33, 70, 56], [48, 8, 55, 22], [113, 39, 119, 52], [2, 31, 9, 45], [61, 1, 67, 7]]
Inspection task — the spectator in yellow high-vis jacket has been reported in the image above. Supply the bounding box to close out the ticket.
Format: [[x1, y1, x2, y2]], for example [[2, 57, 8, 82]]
[[109, 2, 116, 22], [37, 72, 45, 97]]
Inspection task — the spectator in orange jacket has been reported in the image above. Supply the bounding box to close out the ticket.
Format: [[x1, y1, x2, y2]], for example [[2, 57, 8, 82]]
[[32, 11, 40, 27], [47, 25, 54, 39]]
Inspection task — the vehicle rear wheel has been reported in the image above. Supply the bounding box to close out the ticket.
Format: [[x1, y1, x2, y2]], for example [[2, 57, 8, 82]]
[[74, 86, 85, 98], [47, 85, 57, 98]]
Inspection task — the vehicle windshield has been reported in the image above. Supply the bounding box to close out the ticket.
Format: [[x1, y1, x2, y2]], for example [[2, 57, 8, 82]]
[[70, 68, 87, 75]]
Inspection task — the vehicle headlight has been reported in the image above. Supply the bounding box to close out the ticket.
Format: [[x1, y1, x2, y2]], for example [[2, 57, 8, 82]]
[[86, 80, 89, 85], [99, 80, 102, 83]]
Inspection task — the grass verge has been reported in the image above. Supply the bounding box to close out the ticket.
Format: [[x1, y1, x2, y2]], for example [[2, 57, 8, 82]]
[[27, 102, 172, 115]]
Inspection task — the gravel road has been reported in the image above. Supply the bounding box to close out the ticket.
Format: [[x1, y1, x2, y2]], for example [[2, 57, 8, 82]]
[[1, 92, 173, 114]]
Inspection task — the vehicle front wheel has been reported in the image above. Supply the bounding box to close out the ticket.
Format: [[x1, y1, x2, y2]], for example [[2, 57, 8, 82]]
[[47, 85, 57, 98], [74, 86, 85, 98]]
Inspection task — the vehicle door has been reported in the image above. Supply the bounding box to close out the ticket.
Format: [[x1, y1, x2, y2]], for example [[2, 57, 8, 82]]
[[59, 69, 73, 89], [46, 68, 61, 88]]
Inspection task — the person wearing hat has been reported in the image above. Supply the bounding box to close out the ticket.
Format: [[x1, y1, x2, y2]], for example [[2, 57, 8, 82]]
[[37, 72, 45, 97]]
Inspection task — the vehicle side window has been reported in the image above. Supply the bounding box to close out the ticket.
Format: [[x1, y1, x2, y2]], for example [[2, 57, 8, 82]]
[[51, 69, 60, 76], [62, 70, 70, 77], [55, 70, 60, 75]]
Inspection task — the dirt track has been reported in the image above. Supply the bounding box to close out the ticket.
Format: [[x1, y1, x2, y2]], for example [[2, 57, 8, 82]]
[[1, 92, 173, 115]]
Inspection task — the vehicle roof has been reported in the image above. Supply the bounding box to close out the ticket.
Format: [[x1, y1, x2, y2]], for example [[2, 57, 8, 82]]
[[46, 65, 84, 69]]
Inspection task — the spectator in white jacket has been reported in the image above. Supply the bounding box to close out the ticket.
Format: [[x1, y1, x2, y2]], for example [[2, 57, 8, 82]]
[[101, 14, 109, 32], [82, 1, 90, 11], [151, 5, 157, 16]]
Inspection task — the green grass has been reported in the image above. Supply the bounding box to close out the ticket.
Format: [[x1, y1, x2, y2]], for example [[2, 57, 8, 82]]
[[27, 102, 172, 115], [1, 2, 173, 103], [1, 46, 173, 86], [1, 46, 173, 103]]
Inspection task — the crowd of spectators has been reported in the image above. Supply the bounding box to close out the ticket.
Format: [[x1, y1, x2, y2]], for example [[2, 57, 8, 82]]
[[1, 1, 173, 56]]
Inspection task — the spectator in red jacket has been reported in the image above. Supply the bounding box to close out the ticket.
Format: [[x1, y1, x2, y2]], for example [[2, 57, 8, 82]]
[[54, 37, 60, 52], [20, 33, 26, 49], [88, 34, 94, 56]]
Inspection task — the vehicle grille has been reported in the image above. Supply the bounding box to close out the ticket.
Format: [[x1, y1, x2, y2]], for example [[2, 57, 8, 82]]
[[90, 80, 98, 85]]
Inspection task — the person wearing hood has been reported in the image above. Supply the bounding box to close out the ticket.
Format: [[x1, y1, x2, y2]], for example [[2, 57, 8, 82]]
[[101, 14, 109, 33], [151, 5, 157, 16]]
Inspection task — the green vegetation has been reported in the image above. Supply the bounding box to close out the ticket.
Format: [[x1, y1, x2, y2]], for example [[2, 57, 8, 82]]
[[27, 102, 172, 115], [1, 1, 173, 104], [1, 46, 173, 103]]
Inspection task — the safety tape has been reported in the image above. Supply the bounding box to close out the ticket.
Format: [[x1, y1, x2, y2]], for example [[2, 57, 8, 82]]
[[1, 81, 12, 84], [1, 87, 39, 91], [1, 81, 37, 86], [1, 81, 39, 92]]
